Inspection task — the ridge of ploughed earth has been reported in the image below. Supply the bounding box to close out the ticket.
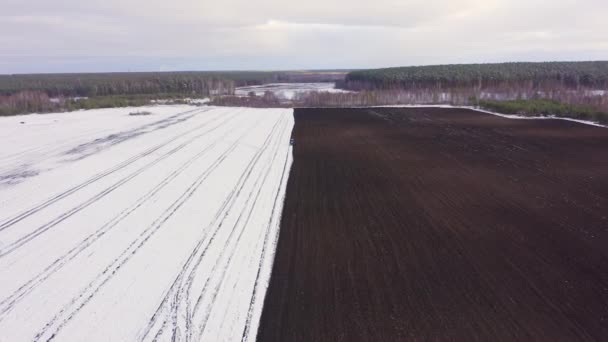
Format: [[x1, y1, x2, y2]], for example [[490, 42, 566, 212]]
[[258, 107, 608, 341]]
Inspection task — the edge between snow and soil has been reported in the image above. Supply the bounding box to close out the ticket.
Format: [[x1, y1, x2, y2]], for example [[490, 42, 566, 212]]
[[298, 105, 608, 129]]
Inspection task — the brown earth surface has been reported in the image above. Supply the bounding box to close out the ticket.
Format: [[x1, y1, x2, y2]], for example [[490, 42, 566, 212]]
[[257, 107, 608, 341]]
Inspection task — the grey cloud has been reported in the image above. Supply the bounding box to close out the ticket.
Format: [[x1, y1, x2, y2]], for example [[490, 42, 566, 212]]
[[0, 0, 606, 73]]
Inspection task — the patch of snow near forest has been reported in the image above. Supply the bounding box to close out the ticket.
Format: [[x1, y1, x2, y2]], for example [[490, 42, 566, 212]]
[[235, 82, 350, 100], [150, 98, 210, 105], [0, 105, 294, 341], [587, 90, 606, 96], [469, 106, 608, 128], [377, 105, 607, 128]]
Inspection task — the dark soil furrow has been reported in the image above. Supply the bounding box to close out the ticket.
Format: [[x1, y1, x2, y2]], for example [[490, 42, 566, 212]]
[[258, 107, 608, 341]]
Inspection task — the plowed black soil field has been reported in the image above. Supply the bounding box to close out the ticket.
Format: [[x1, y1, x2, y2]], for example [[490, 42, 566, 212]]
[[258, 107, 608, 341]]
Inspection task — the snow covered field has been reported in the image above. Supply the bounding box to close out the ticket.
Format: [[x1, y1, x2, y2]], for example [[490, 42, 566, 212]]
[[0, 106, 294, 341], [235, 82, 350, 100]]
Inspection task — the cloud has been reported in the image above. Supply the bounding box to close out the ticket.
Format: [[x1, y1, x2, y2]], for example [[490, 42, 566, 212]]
[[0, 0, 606, 73]]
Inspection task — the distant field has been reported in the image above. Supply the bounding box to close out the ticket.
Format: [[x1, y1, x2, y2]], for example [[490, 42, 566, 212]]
[[235, 82, 350, 100], [259, 107, 608, 341]]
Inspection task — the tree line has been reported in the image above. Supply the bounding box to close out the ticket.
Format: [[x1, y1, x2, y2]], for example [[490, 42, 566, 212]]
[[340, 61, 608, 91], [0, 71, 348, 97], [0, 70, 347, 115]]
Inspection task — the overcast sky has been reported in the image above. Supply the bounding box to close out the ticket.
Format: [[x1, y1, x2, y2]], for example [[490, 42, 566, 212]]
[[1, 0, 607, 73]]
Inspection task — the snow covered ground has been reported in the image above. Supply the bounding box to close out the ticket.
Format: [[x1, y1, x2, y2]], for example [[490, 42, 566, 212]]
[[235, 82, 350, 100], [0, 106, 294, 341]]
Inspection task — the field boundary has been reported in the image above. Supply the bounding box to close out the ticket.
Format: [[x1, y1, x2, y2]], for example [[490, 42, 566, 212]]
[[296, 104, 608, 128], [258, 106, 608, 341]]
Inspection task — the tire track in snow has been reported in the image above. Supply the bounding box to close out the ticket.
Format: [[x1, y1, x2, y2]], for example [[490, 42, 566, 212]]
[[32, 111, 266, 342], [0, 109, 202, 188], [0, 108, 215, 232], [0, 128, 112, 172], [239, 144, 291, 342], [135, 115, 284, 341], [0, 110, 243, 320], [62, 109, 201, 162], [0, 108, 295, 342], [136, 115, 288, 342], [0, 109, 236, 258], [35, 139, 239, 342], [199, 119, 290, 341], [193, 117, 289, 342]]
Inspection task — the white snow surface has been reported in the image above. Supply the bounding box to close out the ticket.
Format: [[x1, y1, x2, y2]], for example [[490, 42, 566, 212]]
[[235, 82, 349, 100], [0, 105, 294, 342]]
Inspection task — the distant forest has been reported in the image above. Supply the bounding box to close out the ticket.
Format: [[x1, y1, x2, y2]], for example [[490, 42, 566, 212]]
[[0, 70, 347, 97], [0, 70, 347, 115], [3, 62, 608, 123], [340, 61, 608, 91]]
